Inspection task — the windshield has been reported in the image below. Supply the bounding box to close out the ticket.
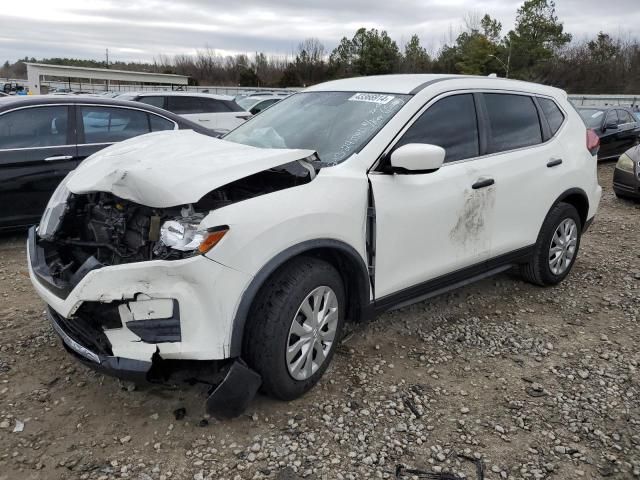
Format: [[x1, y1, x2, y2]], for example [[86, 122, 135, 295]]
[[578, 108, 605, 129], [224, 91, 410, 164]]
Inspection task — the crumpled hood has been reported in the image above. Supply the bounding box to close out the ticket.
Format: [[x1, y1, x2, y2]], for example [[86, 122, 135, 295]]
[[67, 129, 315, 207]]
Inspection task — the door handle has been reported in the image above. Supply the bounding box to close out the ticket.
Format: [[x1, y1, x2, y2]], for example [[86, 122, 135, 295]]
[[198, 119, 211, 122], [472, 178, 495, 189], [547, 158, 563, 168], [44, 155, 74, 162]]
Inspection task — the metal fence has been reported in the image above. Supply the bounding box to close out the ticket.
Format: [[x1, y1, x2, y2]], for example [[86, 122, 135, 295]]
[[568, 94, 639, 107], [36, 80, 298, 96], [4, 77, 639, 104]]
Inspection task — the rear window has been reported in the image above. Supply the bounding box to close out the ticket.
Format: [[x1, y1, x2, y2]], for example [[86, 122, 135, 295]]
[[617, 110, 635, 124], [484, 94, 542, 152], [200, 98, 232, 113], [223, 99, 244, 112], [538, 97, 565, 136], [167, 96, 205, 114], [80, 106, 150, 143], [578, 109, 605, 129], [149, 114, 175, 132], [138, 96, 165, 109]]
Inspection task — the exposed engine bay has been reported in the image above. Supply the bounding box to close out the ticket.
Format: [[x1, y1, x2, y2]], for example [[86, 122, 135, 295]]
[[39, 161, 315, 286]]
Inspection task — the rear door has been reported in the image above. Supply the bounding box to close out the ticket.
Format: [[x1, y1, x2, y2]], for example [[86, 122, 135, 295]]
[[0, 105, 77, 228], [166, 96, 210, 127], [478, 93, 563, 257], [76, 105, 173, 161], [199, 97, 250, 131]]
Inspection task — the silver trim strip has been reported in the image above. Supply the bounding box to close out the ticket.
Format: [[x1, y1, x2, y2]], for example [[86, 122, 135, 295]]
[[49, 312, 101, 364]]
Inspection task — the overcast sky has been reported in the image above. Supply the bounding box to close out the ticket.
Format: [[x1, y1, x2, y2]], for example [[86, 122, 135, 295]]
[[1, 0, 638, 64]]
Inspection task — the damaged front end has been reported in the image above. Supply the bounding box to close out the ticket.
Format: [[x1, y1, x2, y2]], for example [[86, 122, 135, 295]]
[[29, 155, 316, 417], [35, 159, 316, 294]]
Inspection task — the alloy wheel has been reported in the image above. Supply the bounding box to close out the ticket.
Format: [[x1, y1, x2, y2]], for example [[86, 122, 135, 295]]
[[548, 218, 578, 275], [286, 286, 338, 381]]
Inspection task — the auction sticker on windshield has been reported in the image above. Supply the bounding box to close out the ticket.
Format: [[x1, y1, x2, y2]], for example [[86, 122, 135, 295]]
[[349, 93, 395, 104]]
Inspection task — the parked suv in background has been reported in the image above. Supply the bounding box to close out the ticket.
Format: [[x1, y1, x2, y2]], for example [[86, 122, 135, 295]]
[[29, 75, 601, 413], [0, 96, 213, 230], [118, 92, 251, 132], [576, 106, 640, 160]]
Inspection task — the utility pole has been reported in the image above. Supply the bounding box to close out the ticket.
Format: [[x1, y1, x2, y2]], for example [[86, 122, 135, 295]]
[[489, 54, 510, 78], [105, 48, 110, 92]]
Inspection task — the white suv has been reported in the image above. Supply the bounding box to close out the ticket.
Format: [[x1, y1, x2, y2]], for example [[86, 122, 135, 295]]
[[118, 92, 251, 132], [29, 75, 601, 414]]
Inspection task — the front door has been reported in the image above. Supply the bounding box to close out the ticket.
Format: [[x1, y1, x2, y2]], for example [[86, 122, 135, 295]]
[[616, 109, 639, 155], [0, 105, 77, 229], [369, 93, 494, 300]]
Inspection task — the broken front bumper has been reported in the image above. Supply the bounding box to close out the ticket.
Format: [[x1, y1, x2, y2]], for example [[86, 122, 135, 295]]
[[27, 226, 252, 365], [48, 306, 152, 381]]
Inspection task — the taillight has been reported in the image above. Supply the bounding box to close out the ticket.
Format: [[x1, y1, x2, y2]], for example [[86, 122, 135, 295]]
[[586, 129, 600, 156]]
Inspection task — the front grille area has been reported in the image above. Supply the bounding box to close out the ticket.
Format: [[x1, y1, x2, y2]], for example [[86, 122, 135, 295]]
[[50, 302, 123, 357]]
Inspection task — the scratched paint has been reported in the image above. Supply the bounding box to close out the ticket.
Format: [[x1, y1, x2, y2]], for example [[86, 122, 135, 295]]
[[450, 186, 495, 251]]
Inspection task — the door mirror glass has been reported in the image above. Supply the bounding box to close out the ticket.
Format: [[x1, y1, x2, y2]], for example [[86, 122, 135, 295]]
[[390, 143, 445, 173]]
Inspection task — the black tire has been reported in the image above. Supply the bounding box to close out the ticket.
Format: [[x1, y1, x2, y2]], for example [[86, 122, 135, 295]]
[[520, 202, 582, 286], [243, 256, 345, 400]]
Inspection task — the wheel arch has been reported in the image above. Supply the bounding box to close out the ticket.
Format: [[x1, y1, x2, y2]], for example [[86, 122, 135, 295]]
[[229, 239, 372, 357], [553, 188, 589, 230]]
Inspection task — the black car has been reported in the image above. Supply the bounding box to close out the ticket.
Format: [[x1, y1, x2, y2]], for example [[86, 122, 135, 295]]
[[613, 145, 640, 200], [576, 106, 640, 161], [0, 96, 214, 230]]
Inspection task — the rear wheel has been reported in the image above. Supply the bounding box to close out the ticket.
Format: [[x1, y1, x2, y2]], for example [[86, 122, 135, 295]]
[[243, 257, 345, 400], [521, 202, 582, 286]]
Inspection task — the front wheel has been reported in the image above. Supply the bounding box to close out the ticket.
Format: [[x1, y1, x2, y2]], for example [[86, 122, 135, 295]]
[[521, 202, 582, 286], [243, 257, 345, 400]]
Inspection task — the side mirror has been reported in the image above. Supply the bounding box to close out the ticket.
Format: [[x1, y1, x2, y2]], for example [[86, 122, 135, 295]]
[[604, 122, 618, 131], [250, 107, 261, 115], [390, 143, 445, 173]]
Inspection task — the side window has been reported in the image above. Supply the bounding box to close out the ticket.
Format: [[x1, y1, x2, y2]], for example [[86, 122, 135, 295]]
[[138, 96, 165, 109], [394, 94, 479, 163], [0, 106, 69, 149], [200, 98, 231, 113], [256, 99, 279, 111], [80, 106, 150, 144], [149, 114, 175, 132], [538, 97, 565, 136], [605, 110, 619, 127], [166, 96, 205, 114], [484, 94, 542, 152], [224, 99, 245, 112]]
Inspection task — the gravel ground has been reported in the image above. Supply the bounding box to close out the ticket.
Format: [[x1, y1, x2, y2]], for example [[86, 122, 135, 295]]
[[0, 162, 638, 480]]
